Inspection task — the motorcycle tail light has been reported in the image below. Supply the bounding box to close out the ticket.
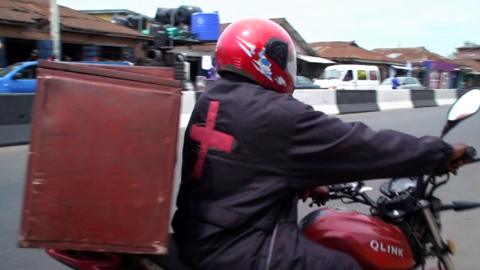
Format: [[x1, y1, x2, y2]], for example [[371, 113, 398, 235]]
[[447, 239, 456, 255]]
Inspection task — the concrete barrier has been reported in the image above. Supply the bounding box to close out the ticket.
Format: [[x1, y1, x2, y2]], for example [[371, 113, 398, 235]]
[[377, 89, 413, 111], [410, 90, 437, 108], [293, 89, 339, 115], [0, 124, 31, 146], [180, 91, 196, 128], [0, 94, 34, 147], [1, 89, 469, 147], [336, 90, 379, 114], [434, 89, 457, 106], [457, 89, 470, 99], [0, 94, 34, 125]]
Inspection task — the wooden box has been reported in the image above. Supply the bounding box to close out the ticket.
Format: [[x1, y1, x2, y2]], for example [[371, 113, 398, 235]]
[[20, 61, 181, 254]]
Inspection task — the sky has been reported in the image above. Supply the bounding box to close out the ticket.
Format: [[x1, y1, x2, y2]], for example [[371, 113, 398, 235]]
[[57, 0, 480, 57]]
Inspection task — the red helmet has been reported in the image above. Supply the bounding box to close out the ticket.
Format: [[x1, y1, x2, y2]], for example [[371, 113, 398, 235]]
[[215, 18, 297, 94]]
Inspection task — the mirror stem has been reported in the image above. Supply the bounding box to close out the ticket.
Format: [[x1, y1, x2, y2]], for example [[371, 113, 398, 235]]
[[440, 121, 458, 139], [440, 125, 448, 139]]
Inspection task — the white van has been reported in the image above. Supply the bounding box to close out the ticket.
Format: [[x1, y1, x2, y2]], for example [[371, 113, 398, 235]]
[[314, 64, 381, 90]]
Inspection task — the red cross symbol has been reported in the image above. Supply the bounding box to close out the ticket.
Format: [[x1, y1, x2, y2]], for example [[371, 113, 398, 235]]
[[190, 101, 235, 178]]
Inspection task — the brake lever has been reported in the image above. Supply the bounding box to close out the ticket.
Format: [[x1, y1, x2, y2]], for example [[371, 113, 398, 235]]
[[466, 148, 480, 163], [465, 146, 477, 160], [452, 147, 479, 166]]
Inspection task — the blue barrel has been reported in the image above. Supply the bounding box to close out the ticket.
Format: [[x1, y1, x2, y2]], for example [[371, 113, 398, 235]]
[[191, 12, 220, 41]]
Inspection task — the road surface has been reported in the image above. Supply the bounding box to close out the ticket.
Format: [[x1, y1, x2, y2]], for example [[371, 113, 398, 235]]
[[1, 106, 479, 269]]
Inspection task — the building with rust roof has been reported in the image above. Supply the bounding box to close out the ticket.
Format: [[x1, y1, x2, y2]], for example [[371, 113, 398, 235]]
[[309, 41, 403, 80], [451, 46, 480, 89], [372, 47, 450, 63], [0, 0, 151, 66], [456, 45, 480, 61], [373, 47, 458, 89]]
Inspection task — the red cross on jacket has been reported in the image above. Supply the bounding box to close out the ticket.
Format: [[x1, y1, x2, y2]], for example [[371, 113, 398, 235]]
[[190, 100, 235, 178]]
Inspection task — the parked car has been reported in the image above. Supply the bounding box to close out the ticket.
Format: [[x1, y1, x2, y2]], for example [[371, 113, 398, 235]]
[[0, 61, 38, 93], [378, 76, 426, 90], [314, 64, 381, 90], [0, 61, 134, 94], [295, 75, 321, 89]]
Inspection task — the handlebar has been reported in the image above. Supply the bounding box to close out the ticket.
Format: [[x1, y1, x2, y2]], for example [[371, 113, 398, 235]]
[[327, 182, 377, 207], [314, 146, 479, 209], [439, 201, 480, 212]]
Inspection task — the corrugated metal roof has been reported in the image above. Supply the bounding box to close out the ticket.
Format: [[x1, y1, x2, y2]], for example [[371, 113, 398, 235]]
[[80, 9, 140, 15], [0, 0, 149, 39], [457, 45, 480, 50], [171, 47, 214, 57], [310, 41, 401, 64], [81, 9, 153, 20], [452, 58, 480, 73], [372, 47, 450, 63], [297, 54, 334, 64]]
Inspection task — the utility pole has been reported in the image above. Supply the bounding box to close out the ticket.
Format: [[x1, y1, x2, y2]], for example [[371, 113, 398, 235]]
[[49, 0, 61, 60]]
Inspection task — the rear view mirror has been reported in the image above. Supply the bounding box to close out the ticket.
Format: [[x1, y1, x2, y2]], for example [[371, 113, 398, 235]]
[[441, 89, 480, 137], [447, 89, 480, 121]]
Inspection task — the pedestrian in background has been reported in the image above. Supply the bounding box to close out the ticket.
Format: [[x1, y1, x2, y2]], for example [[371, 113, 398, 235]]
[[392, 74, 400, 89]]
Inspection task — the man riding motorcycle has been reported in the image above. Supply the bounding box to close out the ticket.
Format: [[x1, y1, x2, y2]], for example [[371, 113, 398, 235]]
[[172, 18, 469, 270]]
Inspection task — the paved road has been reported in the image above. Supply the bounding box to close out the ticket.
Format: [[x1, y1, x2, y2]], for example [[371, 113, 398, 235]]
[[0, 145, 68, 270], [1, 106, 479, 269]]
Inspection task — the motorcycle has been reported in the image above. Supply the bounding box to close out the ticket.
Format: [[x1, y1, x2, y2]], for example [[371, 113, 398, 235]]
[[46, 89, 480, 270], [301, 89, 480, 270]]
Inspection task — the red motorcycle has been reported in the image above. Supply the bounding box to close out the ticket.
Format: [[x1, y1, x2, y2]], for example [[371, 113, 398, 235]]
[[46, 89, 480, 270], [302, 89, 480, 270]]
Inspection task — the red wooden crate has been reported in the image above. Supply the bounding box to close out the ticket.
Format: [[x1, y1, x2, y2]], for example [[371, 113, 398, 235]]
[[20, 61, 181, 254]]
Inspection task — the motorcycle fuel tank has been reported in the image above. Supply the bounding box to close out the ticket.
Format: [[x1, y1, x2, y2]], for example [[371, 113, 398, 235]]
[[300, 208, 414, 270]]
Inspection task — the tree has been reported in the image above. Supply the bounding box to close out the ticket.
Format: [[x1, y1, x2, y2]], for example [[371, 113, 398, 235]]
[[463, 41, 478, 47], [449, 41, 479, 58]]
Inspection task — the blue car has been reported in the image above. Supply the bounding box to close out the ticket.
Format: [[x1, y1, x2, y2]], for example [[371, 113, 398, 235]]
[[0, 61, 38, 93], [0, 61, 134, 94]]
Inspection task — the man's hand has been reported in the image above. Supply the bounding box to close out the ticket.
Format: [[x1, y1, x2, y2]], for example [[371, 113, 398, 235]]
[[449, 143, 471, 174], [303, 186, 330, 206]]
